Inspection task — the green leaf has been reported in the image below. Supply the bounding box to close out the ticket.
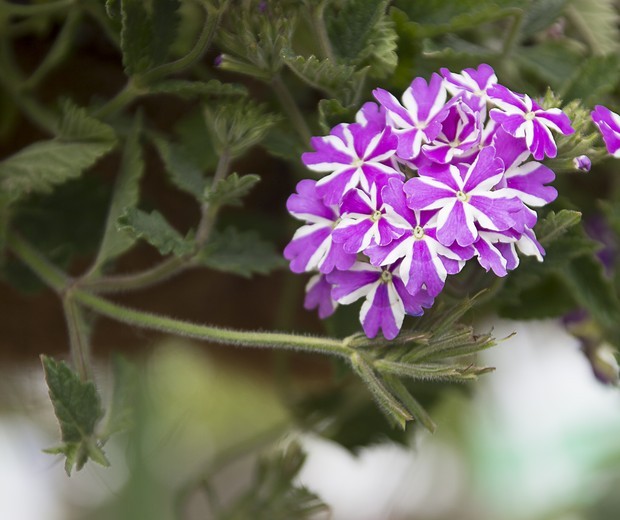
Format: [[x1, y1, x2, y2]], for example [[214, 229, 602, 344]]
[[521, 0, 568, 38], [102, 356, 137, 439], [173, 110, 218, 173], [318, 98, 356, 134], [41, 355, 107, 475], [203, 173, 260, 207], [567, 0, 619, 55], [153, 138, 207, 200], [117, 208, 193, 256], [219, 442, 328, 520], [90, 113, 144, 273], [205, 99, 280, 156], [516, 41, 584, 91], [393, 0, 523, 38], [281, 50, 363, 104], [0, 103, 116, 201], [358, 12, 398, 79], [200, 227, 286, 278], [148, 79, 247, 99], [562, 255, 620, 344], [120, 0, 181, 76], [536, 209, 582, 245], [560, 54, 620, 104]]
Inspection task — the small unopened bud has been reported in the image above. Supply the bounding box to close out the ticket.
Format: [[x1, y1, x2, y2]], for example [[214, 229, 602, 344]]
[[573, 155, 591, 172], [214, 54, 223, 67], [258, 1, 268, 13], [586, 343, 619, 386]]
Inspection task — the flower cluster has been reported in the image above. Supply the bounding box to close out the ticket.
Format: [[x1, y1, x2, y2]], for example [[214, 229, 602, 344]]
[[285, 64, 575, 340]]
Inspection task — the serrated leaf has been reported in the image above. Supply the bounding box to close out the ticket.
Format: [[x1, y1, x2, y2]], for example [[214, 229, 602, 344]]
[[120, 0, 152, 75], [205, 99, 281, 156], [516, 40, 583, 91], [536, 209, 582, 245], [117, 208, 193, 256], [203, 173, 260, 207], [174, 110, 218, 172], [90, 114, 144, 273], [326, 0, 385, 59], [359, 13, 398, 79], [200, 227, 285, 278], [0, 103, 116, 201], [41, 355, 106, 475], [282, 51, 363, 104], [0, 142, 115, 201], [567, 0, 619, 55], [154, 138, 207, 200], [148, 79, 247, 99]]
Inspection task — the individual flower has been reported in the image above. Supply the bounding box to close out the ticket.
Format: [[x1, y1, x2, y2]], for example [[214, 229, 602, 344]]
[[283, 179, 355, 274], [332, 181, 407, 254], [472, 229, 519, 277], [489, 84, 574, 160], [365, 178, 472, 297], [373, 73, 451, 160], [302, 122, 400, 206], [573, 155, 591, 172], [405, 147, 524, 247], [304, 274, 337, 319], [327, 262, 434, 340], [421, 100, 481, 164], [591, 105, 620, 158], [440, 63, 497, 114]]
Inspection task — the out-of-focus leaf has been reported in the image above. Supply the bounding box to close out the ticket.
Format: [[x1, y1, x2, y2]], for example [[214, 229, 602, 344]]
[[101, 356, 137, 440], [200, 227, 285, 278], [148, 79, 247, 99], [90, 114, 144, 273], [561, 55, 620, 104], [516, 40, 583, 91], [567, 0, 619, 55], [117, 208, 193, 256], [521, 0, 568, 38], [318, 98, 356, 134]]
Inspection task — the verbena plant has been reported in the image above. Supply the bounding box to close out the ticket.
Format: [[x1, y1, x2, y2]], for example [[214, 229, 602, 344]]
[[1, 0, 620, 514]]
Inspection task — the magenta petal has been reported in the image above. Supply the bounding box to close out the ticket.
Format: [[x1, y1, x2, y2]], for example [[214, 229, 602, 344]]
[[404, 177, 455, 210], [437, 200, 476, 246], [473, 237, 508, 276], [328, 266, 380, 302], [287, 179, 335, 220], [284, 227, 330, 273], [361, 283, 399, 340], [304, 274, 337, 319]]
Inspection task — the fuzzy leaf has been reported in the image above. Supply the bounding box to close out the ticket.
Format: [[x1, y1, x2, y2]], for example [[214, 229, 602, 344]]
[[318, 98, 357, 134], [154, 138, 207, 200], [117, 208, 193, 256], [536, 209, 582, 245], [90, 114, 144, 273], [394, 0, 523, 38], [516, 41, 583, 91], [205, 99, 280, 156], [200, 227, 286, 278], [203, 173, 260, 207], [41, 356, 107, 475], [567, 0, 619, 55], [561, 55, 620, 104], [148, 79, 247, 99], [57, 102, 116, 142], [150, 0, 181, 66], [521, 0, 568, 37]]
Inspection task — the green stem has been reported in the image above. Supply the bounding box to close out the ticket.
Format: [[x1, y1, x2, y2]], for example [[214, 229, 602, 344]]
[[92, 81, 141, 120], [6, 231, 67, 292], [195, 149, 230, 244], [271, 74, 312, 145], [0, 0, 74, 17], [62, 295, 92, 381], [141, 0, 223, 85], [79, 256, 188, 293], [501, 9, 523, 59], [74, 289, 352, 358], [311, 2, 334, 61], [23, 8, 82, 90]]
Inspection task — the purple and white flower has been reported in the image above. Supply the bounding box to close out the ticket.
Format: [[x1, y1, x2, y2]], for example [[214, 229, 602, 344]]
[[405, 147, 524, 247], [489, 84, 574, 160], [365, 178, 472, 297], [573, 155, 591, 172], [592, 105, 620, 158], [473, 230, 520, 277], [302, 122, 400, 206], [304, 274, 337, 319], [441, 63, 497, 114], [332, 182, 407, 254], [327, 262, 434, 340], [373, 73, 452, 160], [283, 180, 355, 274]]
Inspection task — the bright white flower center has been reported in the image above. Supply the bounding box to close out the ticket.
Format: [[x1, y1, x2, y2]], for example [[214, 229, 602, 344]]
[[380, 270, 393, 283], [525, 111, 536, 121], [456, 190, 470, 202], [413, 225, 425, 239], [352, 158, 364, 167], [370, 210, 382, 222]]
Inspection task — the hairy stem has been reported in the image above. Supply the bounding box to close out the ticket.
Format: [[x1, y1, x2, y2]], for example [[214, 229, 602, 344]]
[[92, 81, 141, 120], [75, 290, 353, 358], [62, 295, 92, 381], [195, 149, 230, 244]]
